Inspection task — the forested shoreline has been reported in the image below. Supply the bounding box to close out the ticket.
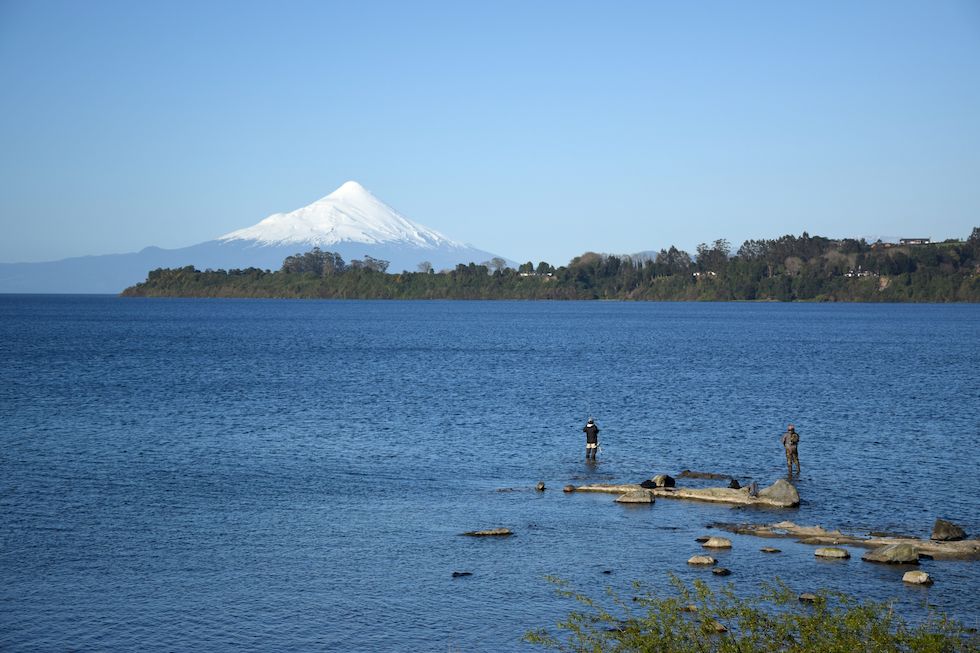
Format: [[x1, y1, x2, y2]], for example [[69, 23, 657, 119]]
[[122, 230, 980, 302]]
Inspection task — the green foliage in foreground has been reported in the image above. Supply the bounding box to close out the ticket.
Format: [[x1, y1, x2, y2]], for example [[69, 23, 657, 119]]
[[525, 576, 979, 653]]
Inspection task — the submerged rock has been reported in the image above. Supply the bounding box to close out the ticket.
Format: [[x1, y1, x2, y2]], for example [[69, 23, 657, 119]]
[[452, 571, 473, 577], [679, 470, 731, 480], [462, 528, 513, 537], [688, 555, 717, 565], [712, 567, 732, 576], [703, 537, 733, 549], [862, 543, 919, 564], [902, 570, 934, 585], [815, 547, 850, 559], [615, 490, 655, 504], [931, 519, 967, 542]]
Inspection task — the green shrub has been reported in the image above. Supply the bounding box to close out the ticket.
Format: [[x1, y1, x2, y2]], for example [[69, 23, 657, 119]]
[[525, 576, 979, 652]]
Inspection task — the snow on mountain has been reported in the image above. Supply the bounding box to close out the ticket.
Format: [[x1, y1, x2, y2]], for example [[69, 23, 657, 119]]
[[220, 181, 461, 249], [0, 181, 511, 293]]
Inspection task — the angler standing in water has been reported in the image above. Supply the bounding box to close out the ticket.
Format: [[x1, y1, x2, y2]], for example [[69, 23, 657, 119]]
[[583, 418, 600, 461], [781, 423, 801, 476]]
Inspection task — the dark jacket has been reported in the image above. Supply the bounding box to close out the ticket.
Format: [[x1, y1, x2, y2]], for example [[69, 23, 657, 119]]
[[583, 422, 599, 444]]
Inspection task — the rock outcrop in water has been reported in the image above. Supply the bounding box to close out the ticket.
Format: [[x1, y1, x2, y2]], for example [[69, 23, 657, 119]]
[[572, 479, 800, 508], [711, 520, 980, 560], [462, 528, 513, 537], [931, 518, 967, 541], [862, 543, 920, 565], [615, 490, 655, 504], [903, 570, 934, 585], [703, 537, 732, 549], [678, 470, 732, 480]]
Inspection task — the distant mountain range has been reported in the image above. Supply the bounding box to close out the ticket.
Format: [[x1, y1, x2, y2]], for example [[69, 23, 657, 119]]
[[0, 181, 508, 293]]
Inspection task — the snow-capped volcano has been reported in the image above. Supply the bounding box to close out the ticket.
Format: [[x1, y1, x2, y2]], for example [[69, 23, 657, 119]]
[[220, 181, 461, 249], [0, 181, 511, 292]]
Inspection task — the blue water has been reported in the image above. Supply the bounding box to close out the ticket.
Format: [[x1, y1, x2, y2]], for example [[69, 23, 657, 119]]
[[1, 296, 978, 651]]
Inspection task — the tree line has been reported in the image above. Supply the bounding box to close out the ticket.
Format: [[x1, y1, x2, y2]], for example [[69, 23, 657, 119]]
[[122, 228, 980, 302]]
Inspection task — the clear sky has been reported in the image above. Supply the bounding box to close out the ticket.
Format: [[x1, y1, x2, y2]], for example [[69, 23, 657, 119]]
[[1, 0, 978, 265]]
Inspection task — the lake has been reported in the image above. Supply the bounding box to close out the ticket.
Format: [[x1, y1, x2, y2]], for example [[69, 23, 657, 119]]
[[1, 296, 978, 651]]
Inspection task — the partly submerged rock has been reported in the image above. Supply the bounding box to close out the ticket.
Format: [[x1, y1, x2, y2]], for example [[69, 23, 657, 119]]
[[760, 547, 782, 553], [757, 479, 800, 507], [902, 570, 934, 585], [688, 555, 717, 565], [712, 567, 732, 576], [653, 474, 676, 488], [573, 480, 799, 508], [452, 571, 473, 577], [798, 593, 819, 603], [695, 535, 711, 543], [815, 547, 850, 559], [679, 470, 731, 480], [703, 537, 733, 549], [615, 490, 655, 504], [535, 481, 546, 492], [563, 485, 575, 493], [931, 519, 966, 542], [462, 528, 513, 537], [862, 543, 919, 564], [712, 520, 980, 560], [707, 619, 728, 632]]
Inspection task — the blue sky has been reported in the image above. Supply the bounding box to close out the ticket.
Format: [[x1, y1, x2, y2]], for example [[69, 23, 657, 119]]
[[1, 0, 978, 265]]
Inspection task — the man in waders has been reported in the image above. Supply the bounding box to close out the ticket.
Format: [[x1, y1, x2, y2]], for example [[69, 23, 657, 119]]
[[781, 424, 800, 476], [583, 418, 599, 461]]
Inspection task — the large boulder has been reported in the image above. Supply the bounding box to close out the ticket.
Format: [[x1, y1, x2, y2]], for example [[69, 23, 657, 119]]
[[861, 543, 919, 564], [757, 479, 800, 507], [615, 490, 655, 504], [931, 519, 966, 542]]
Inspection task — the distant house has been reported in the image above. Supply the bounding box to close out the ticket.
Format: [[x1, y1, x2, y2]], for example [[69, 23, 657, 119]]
[[844, 267, 878, 278], [899, 238, 930, 245]]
